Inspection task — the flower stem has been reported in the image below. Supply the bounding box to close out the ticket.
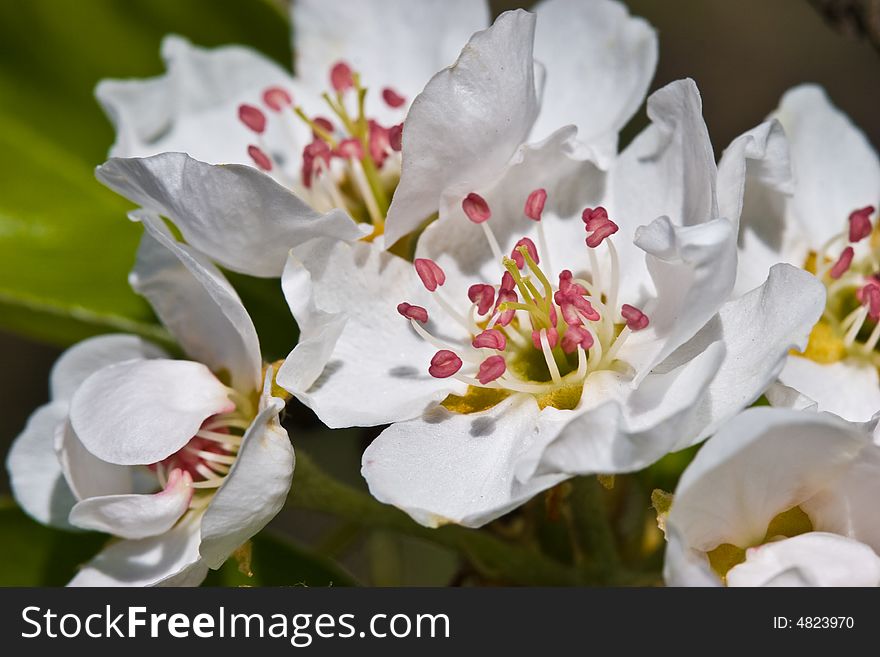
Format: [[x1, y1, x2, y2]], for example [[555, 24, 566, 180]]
[[569, 476, 621, 584]]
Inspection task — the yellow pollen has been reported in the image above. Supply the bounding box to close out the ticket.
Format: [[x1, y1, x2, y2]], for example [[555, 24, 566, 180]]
[[792, 320, 847, 364]]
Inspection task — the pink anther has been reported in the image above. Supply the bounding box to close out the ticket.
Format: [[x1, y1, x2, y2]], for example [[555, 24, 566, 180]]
[[477, 355, 507, 384], [525, 189, 548, 221], [472, 329, 507, 351], [462, 193, 491, 224], [621, 304, 650, 331], [414, 258, 446, 291], [397, 302, 429, 323], [429, 350, 463, 378]]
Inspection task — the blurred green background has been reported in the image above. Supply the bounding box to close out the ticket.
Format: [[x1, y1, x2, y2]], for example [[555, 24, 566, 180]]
[[0, 0, 878, 585]]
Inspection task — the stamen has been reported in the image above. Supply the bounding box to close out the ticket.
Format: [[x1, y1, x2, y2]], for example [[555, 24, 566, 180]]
[[830, 246, 855, 280], [382, 87, 406, 108], [349, 156, 385, 225], [462, 193, 491, 223], [330, 61, 354, 92], [335, 138, 363, 160], [472, 329, 507, 350], [414, 258, 446, 291], [511, 238, 540, 270], [247, 145, 273, 172], [849, 206, 875, 243], [468, 284, 496, 316], [561, 324, 594, 354], [238, 104, 267, 134], [429, 350, 463, 378], [621, 304, 649, 331], [389, 123, 403, 152], [844, 307, 869, 346], [524, 189, 547, 221], [477, 355, 507, 384], [263, 86, 293, 112], [538, 329, 562, 384], [397, 302, 428, 323]]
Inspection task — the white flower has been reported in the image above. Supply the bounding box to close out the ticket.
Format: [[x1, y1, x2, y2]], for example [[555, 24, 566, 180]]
[[719, 85, 880, 421], [278, 59, 825, 526], [665, 407, 880, 587], [5, 214, 294, 586], [92, 0, 491, 275], [383, 1, 657, 246]]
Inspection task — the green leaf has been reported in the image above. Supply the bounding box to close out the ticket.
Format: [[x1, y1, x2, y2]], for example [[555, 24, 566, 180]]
[[0, 497, 106, 586], [204, 532, 358, 587], [0, 0, 290, 346]]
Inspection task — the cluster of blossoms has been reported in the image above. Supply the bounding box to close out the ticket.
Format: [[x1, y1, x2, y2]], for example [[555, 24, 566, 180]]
[[6, 0, 880, 586]]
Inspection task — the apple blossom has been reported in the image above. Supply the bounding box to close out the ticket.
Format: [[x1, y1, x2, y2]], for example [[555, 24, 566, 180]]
[[278, 76, 825, 528], [719, 86, 880, 421], [6, 213, 294, 586], [665, 407, 880, 587]]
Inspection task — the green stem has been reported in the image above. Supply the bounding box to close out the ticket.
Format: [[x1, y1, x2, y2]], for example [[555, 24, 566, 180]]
[[288, 453, 582, 586], [570, 476, 621, 584]]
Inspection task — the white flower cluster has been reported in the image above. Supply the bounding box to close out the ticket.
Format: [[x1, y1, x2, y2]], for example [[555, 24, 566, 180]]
[[7, 0, 880, 586]]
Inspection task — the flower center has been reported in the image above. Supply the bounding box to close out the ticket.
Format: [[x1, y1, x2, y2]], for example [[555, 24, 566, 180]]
[[397, 191, 650, 412], [238, 61, 404, 240], [796, 205, 880, 365], [149, 387, 255, 508], [706, 505, 814, 584]]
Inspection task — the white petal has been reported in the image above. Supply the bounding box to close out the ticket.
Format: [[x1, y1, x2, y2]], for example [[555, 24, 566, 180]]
[[668, 408, 870, 552], [133, 215, 262, 393], [277, 238, 465, 427], [6, 402, 77, 529], [384, 10, 539, 246], [606, 79, 719, 302], [530, 0, 657, 165], [727, 533, 880, 587], [621, 216, 736, 379], [97, 153, 361, 277], [96, 35, 294, 162], [362, 394, 566, 528], [56, 419, 134, 501], [663, 524, 722, 587], [199, 373, 294, 569], [532, 339, 726, 477], [69, 359, 233, 466], [417, 126, 605, 295], [68, 470, 192, 539], [777, 356, 880, 423], [69, 515, 207, 587], [292, 0, 489, 121], [50, 334, 167, 402], [773, 85, 880, 250], [658, 263, 825, 447]]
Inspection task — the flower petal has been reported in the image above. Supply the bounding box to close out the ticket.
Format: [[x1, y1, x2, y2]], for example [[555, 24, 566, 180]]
[[606, 79, 719, 302], [668, 408, 871, 552], [68, 469, 192, 539], [362, 394, 566, 527], [55, 419, 134, 500], [69, 515, 207, 587], [69, 359, 233, 466], [657, 263, 825, 447], [96, 153, 361, 277], [292, 0, 489, 121], [50, 334, 167, 402], [773, 85, 880, 250], [96, 35, 294, 161], [727, 533, 880, 587], [277, 238, 466, 427], [621, 216, 736, 379], [133, 214, 262, 393], [385, 10, 539, 246], [530, 0, 657, 165], [6, 402, 77, 529], [199, 372, 294, 569], [776, 356, 880, 423]]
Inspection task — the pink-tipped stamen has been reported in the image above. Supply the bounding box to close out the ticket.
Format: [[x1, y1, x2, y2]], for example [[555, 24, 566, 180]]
[[477, 355, 507, 384], [397, 302, 429, 324], [330, 61, 354, 92], [462, 193, 491, 224], [531, 327, 559, 350], [621, 304, 650, 331], [586, 220, 619, 248], [830, 246, 855, 280], [468, 284, 496, 316], [582, 206, 609, 229], [849, 206, 875, 243], [525, 189, 548, 221], [247, 145, 273, 172], [472, 329, 507, 351], [382, 87, 406, 108], [368, 120, 391, 166], [561, 325, 595, 354], [238, 104, 267, 134], [414, 258, 446, 291], [313, 116, 335, 137], [263, 86, 293, 112], [429, 350, 463, 378], [389, 123, 403, 151], [335, 138, 363, 160], [511, 237, 539, 270], [494, 289, 518, 326]]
